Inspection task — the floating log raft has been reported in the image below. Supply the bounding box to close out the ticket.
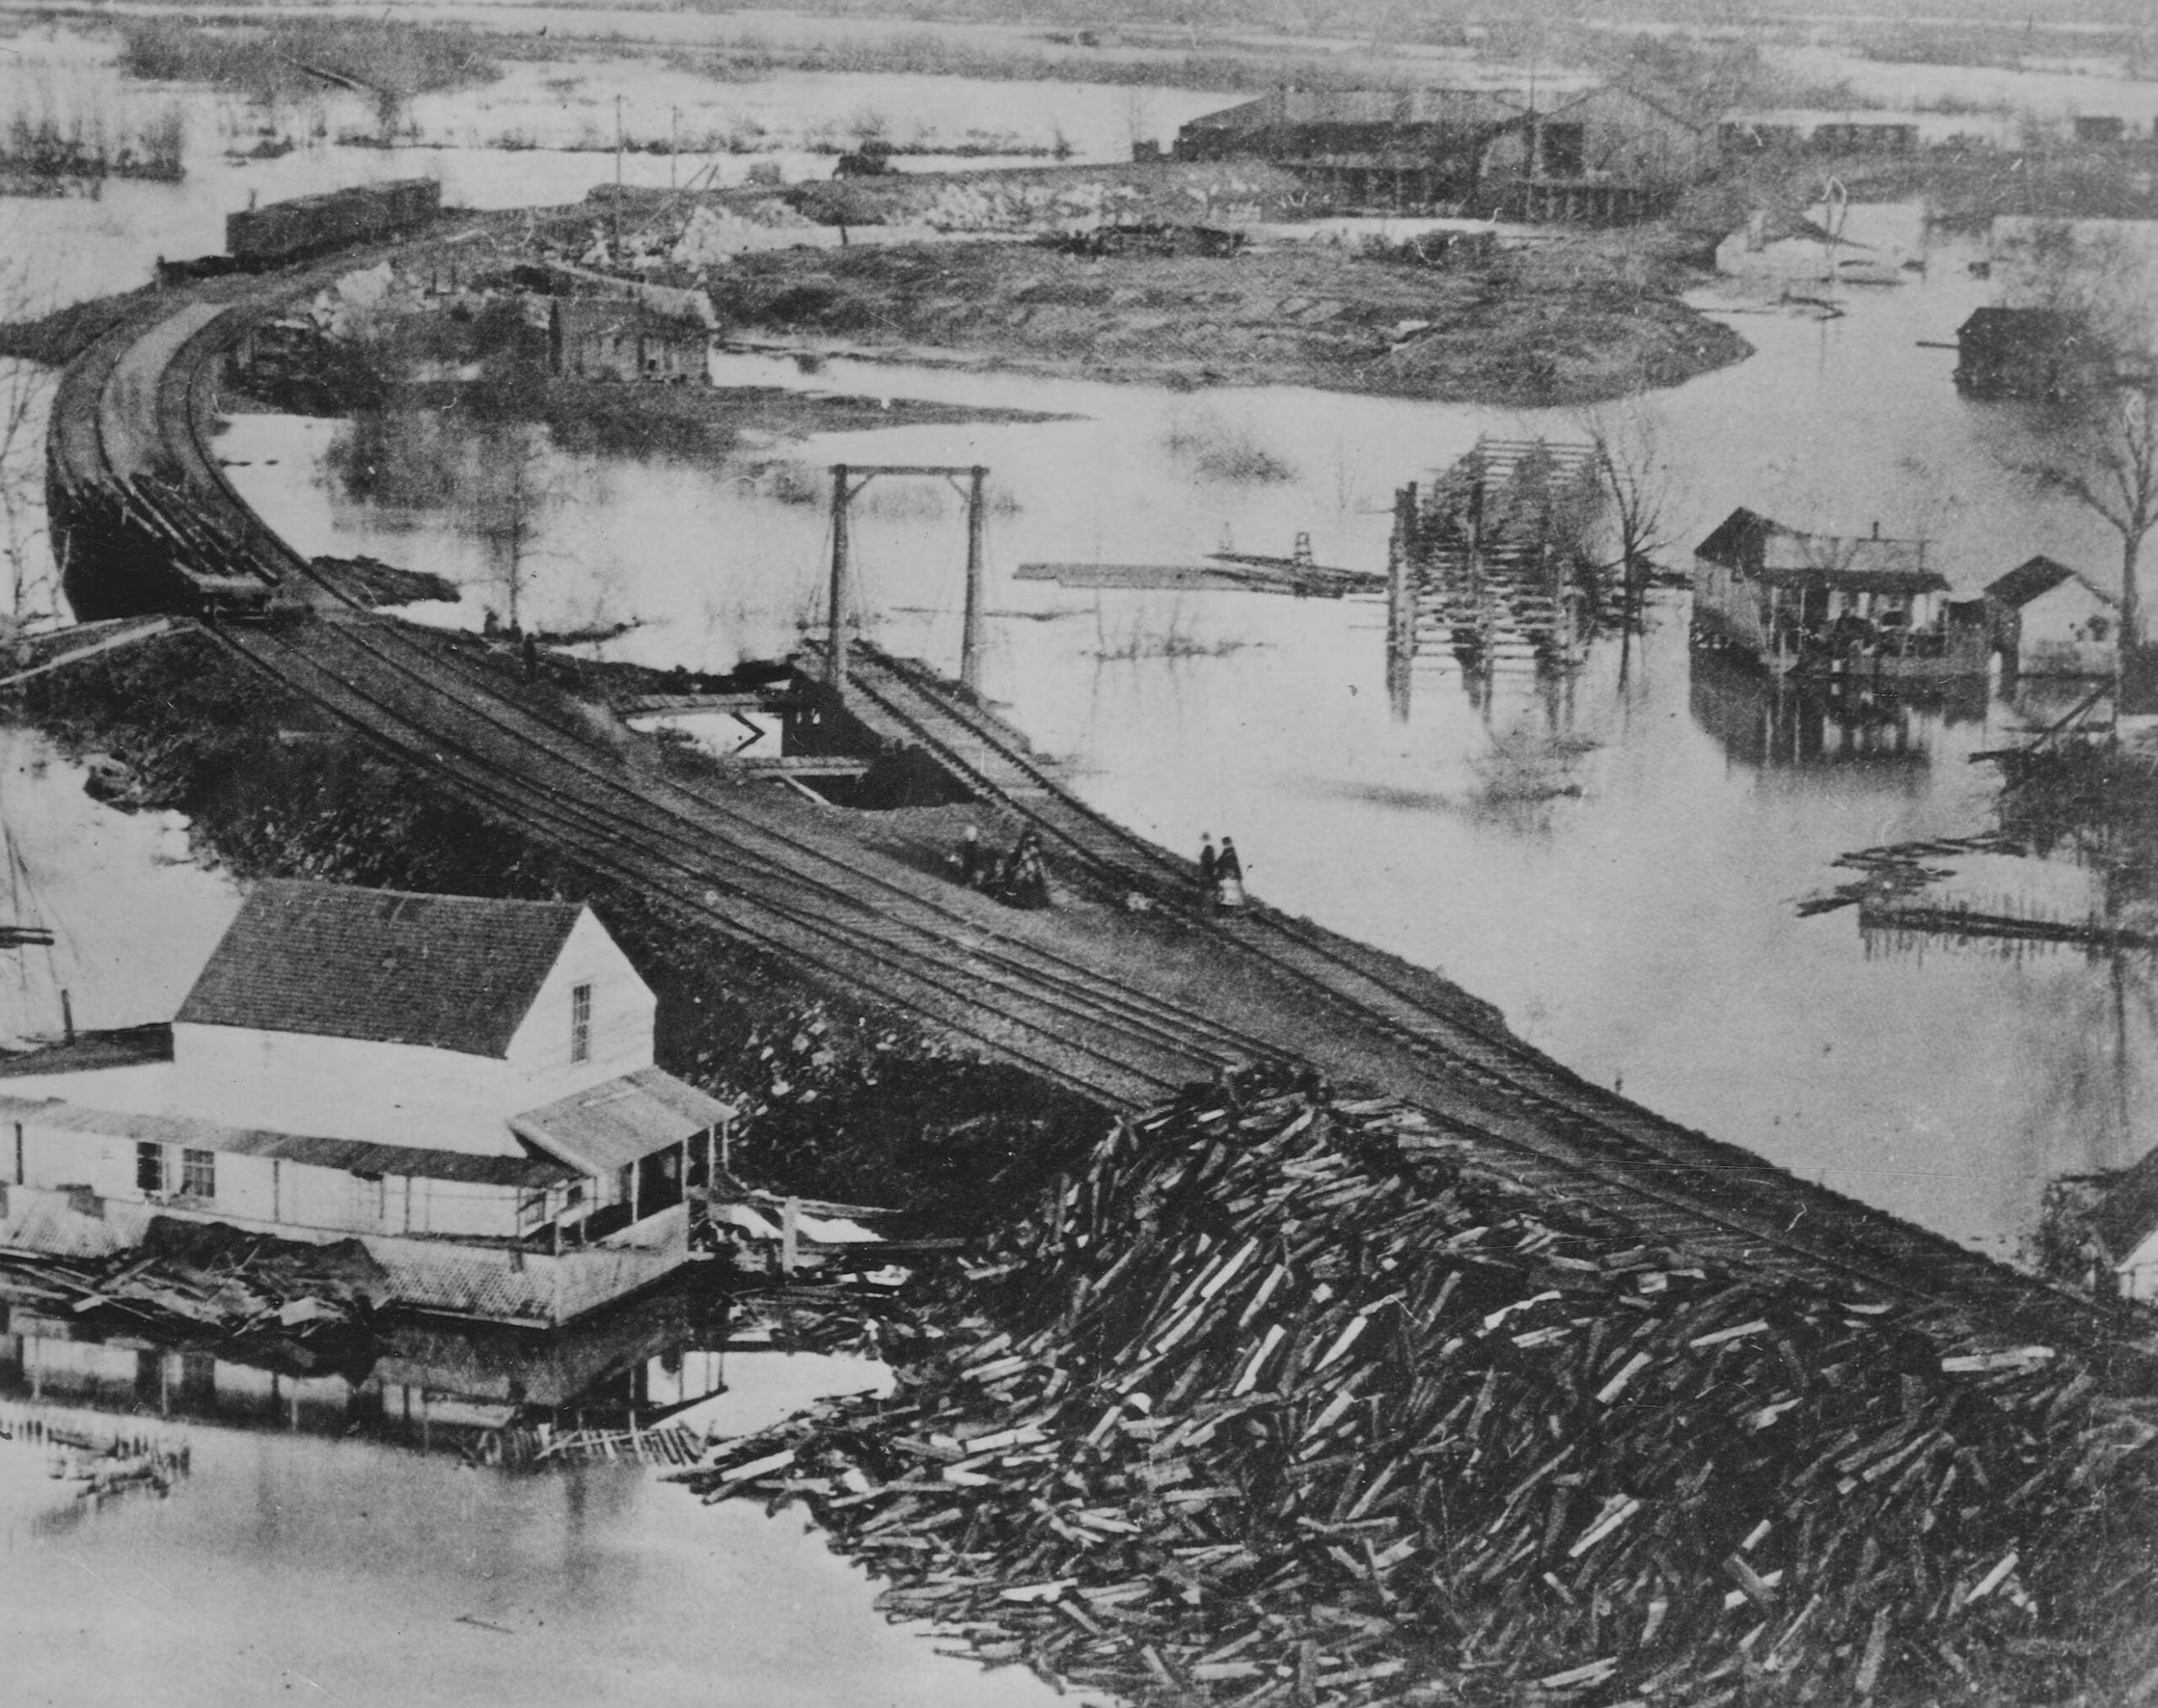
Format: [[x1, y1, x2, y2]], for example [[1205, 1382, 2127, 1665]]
[[1017, 556, 1382, 599], [309, 555, 459, 609], [686, 1069, 2158, 1706]]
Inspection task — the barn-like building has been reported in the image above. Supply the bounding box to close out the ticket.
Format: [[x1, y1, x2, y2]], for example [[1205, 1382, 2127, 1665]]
[[0, 882, 734, 1324]]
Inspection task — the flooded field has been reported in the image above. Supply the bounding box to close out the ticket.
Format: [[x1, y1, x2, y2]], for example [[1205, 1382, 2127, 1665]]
[[0, 24, 1229, 307]]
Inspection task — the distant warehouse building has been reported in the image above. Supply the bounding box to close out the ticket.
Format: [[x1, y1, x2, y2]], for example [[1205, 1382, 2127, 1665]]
[[550, 297, 709, 384], [1485, 85, 1717, 223], [1718, 111, 1920, 156], [1173, 86, 1530, 211], [1954, 307, 2105, 401], [1170, 83, 1714, 221]]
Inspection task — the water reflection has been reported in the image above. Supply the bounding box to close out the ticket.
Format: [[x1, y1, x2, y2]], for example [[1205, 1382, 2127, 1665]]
[[0, 1278, 736, 1454], [1687, 654, 1989, 773]]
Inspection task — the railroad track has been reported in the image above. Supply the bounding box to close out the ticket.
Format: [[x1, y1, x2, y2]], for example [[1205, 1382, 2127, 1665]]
[[830, 653, 2138, 1331], [46, 278, 2145, 1372]]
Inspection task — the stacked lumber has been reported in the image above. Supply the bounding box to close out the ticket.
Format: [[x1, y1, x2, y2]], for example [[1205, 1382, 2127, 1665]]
[[686, 1072, 2158, 1705]]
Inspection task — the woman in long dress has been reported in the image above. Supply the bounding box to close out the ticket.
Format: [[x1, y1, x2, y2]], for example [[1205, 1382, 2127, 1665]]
[[1215, 835, 1245, 911]]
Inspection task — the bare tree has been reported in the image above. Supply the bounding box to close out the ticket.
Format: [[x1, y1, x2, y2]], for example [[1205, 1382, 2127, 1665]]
[[2007, 225, 2158, 705], [2029, 384, 2158, 648], [1578, 400, 1678, 679], [0, 262, 59, 623], [465, 421, 555, 631]]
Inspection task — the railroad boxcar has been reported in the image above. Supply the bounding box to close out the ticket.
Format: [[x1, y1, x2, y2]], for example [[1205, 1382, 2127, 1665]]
[[225, 179, 442, 269]]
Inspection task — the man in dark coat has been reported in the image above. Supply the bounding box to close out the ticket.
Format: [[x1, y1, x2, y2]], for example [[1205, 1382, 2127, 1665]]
[[953, 824, 988, 888]]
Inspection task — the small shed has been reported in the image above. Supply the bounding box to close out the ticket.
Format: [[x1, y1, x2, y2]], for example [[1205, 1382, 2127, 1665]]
[[1954, 307, 2103, 400], [1985, 556, 2118, 677], [550, 298, 709, 384]]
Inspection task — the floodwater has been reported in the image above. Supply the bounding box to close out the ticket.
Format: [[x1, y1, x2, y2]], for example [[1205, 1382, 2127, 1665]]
[[6, 29, 2157, 1700], [217, 200, 2152, 1260], [0, 26, 1230, 307], [0, 725, 238, 1047], [0, 1323, 1050, 1708], [10, 24, 2145, 1260]]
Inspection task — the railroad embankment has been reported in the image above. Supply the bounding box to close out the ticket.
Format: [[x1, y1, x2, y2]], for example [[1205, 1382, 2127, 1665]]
[[693, 1066, 2158, 1708], [8, 631, 1104, 1232]]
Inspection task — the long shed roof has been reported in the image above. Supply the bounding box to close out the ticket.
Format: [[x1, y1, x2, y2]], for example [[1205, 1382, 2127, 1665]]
[[0, 1091, 577, 1188], [177, 880, 588, 1059], [1696, 507, 1946, 591]]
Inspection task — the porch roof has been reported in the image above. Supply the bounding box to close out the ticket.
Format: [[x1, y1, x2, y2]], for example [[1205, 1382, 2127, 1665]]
[[510, 1067, 735, 1179]]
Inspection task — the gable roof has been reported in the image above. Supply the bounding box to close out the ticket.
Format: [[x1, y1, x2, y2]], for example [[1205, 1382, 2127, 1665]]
[[1695, 507, 1946, 591], [1986, 554, 2115, 609], [1696, 506, 1774, 571], [177, 880, 587, 1059], [1541, 83, 1710, 134], [2096, 1141, 2158, 1260]]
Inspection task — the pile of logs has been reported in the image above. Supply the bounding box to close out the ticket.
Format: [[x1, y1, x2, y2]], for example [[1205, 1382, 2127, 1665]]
[[685, 1072, 2158, 1705]]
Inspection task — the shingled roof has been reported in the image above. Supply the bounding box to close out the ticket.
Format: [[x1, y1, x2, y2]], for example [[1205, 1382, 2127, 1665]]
[[177, 881, 586, 1058]]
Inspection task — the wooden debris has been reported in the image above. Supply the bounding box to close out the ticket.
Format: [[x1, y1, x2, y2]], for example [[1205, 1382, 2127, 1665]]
[[681, 1070, 2158, 1705]]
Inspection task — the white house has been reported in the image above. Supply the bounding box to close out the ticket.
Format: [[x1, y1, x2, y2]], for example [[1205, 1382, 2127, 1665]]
[[1986, 556, 2119, 679], [0, 882, 734, 1322]]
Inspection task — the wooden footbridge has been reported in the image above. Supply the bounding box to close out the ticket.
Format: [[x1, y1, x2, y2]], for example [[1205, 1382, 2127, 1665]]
[[41, 268, 2154, 1380]]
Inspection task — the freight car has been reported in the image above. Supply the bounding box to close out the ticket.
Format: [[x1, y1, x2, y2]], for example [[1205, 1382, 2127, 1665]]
[[224, 178, 441, 269]]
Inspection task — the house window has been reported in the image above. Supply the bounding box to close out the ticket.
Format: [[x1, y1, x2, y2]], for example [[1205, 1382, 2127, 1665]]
[[180, 1148, 215, 1200], [2091, 616, 2112, 643], [571, 982, 593, 1063], [137, 1141, 165, 1194]]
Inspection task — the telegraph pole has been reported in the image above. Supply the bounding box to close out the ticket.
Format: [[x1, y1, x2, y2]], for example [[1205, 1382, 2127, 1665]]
[[828, 464, 852, 696], [962, 465, 987, 696], [824, 462, 995, 700]]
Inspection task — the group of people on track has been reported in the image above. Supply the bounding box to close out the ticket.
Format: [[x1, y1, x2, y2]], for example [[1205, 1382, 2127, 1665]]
[[1198, 833, 1245, 913], [951, 824, 1050, 909], [947, 822, 1249, 916]]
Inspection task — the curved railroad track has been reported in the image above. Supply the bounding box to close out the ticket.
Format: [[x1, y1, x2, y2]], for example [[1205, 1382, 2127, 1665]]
[[42, 261, 2150, 1376]]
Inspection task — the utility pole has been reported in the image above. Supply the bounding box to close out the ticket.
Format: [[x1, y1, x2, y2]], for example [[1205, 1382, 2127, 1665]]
[[670, 106, 679, 190], [1386, 482, 1417, 722], [614, 94, 625, 258], [962, 465, 987, 696], [828, 463, 852, 696], [824, 462, 995, 701]]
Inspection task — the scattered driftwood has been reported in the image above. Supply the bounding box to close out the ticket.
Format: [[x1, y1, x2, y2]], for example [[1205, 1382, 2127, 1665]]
[[1, 1406, 192, 1503], [1797, 832, 2025, 917], [0, 1216, 383, 1369], [687, 1069, 2158, 1706]]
